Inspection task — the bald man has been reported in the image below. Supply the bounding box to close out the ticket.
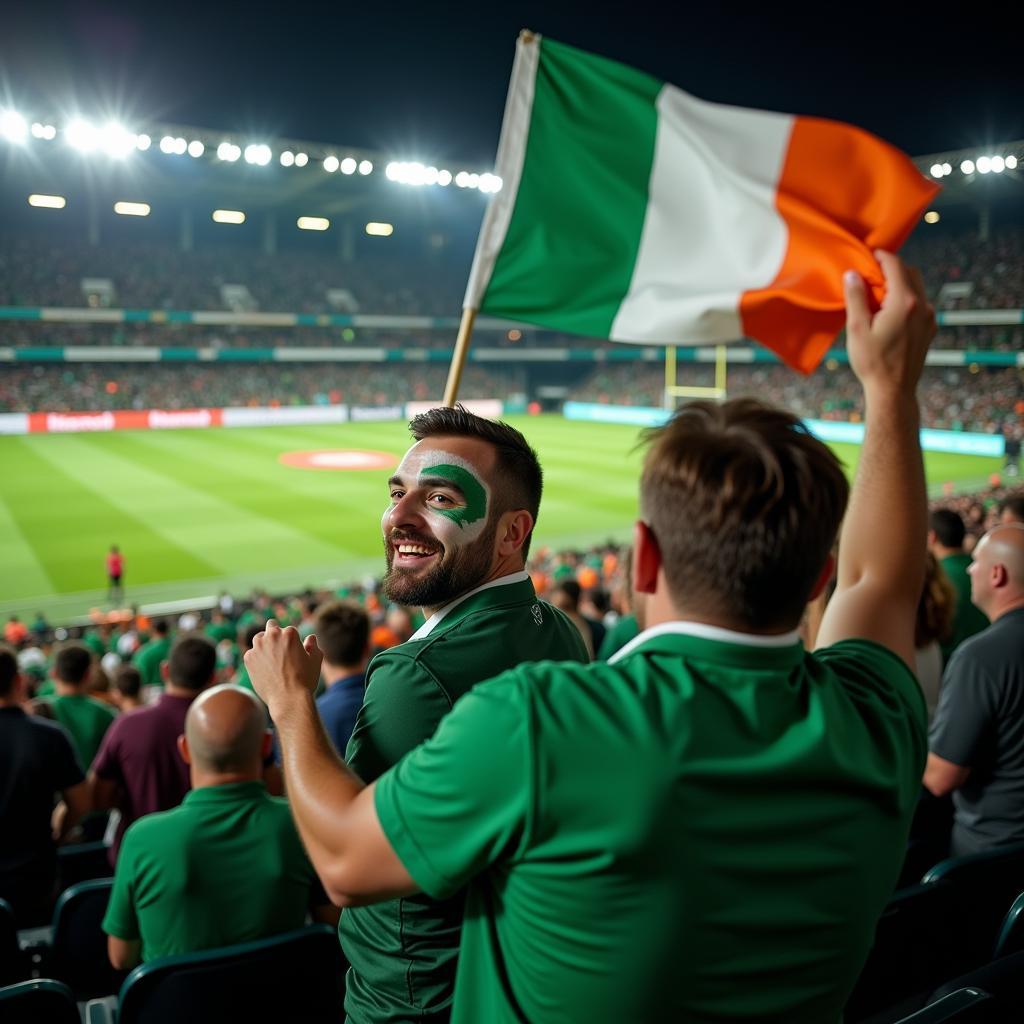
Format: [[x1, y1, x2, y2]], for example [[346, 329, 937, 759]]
[[103, 685, 336, 969], [925, 524, 1024, 855]]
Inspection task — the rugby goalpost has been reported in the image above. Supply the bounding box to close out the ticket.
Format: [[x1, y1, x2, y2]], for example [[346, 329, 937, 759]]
[[663, 344, 729, 408]]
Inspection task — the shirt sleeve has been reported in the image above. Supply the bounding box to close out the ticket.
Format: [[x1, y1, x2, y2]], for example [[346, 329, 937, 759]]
[[929, 647, 996, 768], [90, 718, 123, 782], [373, 672, 531, 901], [345, 654, 453, 783], [102, 832, 140, 940]]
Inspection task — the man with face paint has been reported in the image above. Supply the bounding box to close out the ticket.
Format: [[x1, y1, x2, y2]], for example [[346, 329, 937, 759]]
[[341, 406, 588, 1023]]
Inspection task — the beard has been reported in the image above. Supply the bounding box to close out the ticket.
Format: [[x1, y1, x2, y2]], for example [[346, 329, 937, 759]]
[[381, 519, 498, 609]]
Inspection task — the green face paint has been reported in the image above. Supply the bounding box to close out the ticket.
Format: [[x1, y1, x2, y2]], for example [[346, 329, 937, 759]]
[[422, 463, 488, 530]]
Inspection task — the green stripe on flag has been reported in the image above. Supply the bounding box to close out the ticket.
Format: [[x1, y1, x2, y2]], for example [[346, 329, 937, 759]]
[[480, 38, 661, 337]]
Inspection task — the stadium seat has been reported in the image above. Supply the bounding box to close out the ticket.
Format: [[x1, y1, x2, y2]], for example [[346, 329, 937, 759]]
[[845, 882, 962, 1022], [110, 924, 346, 1024], [928, 950, 1024, 1010], [921, 842, 1024, 969], [0, 979, 80, 1024], [47, 878, 124, 999], [0, 898, 28, 987], [891, 988, 995, 1023], [993, 892, 1024, 959], [56, 840, 113, 891]]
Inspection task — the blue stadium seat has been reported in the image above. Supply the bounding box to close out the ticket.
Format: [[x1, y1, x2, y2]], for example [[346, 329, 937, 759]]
[[112, 924, 345, 1024], [0, 898, 28, 987], [891, 988, 995, 1023], [47, 878, 124, 999], [993, 892, 1024, 959], [0, 979, 80, 1024]]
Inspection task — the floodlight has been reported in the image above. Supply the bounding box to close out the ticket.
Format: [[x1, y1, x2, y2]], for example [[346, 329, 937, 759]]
[[1, 110, 28, 144], [114, 201, 150, 217], [244, 143, 271, 165], [454, 171, 469, 188], [159, 135, 176, 154], [28, 194, 66, 208], [924, 211, 940, 224], [960, 159, 975, 175], [437, 169, 452, 186], [280, 150, 295, 167], [66, 119, 98, 152], [136, 133, 151, 151], [100, 122, 136, 158], [478, 173, 500, 193], [217, 141, 240, 162], [365, 222, 394, 236], [942, 162, 951, 175], [212, 209, 245, 224], [294, 152, 308, 167], [1007, 155, 1018, 170], [976, 156, 991, 174], [929, 163, 943, 178], [385, 161, 400, 181], [340, 157, 356, 175], [323, 155, 339, 172], [991, 156, 1005, 173], [467, 173, 480, 189], [188, 139, 205, 158], [424, 166, 439, 185], [297, 216, 330, 231], [31, 121, 55, 140], [358, 160, 372, 175]]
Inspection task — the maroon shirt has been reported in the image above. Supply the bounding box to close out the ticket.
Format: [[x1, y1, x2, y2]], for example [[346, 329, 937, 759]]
[[91, 693, 195, 862]]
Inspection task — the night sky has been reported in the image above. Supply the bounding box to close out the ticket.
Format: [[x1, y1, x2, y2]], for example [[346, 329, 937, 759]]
[[2, 1, 1022, 165]]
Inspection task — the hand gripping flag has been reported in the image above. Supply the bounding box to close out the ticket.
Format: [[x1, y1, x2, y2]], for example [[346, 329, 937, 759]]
[[464, 34, 939, 374]]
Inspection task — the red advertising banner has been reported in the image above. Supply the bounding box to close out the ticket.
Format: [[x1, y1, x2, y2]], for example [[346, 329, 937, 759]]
[[27, 409, 223, 433]]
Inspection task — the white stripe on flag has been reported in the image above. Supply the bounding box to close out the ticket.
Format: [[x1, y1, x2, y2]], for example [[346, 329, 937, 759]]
[[610, 85, 793, 345], [463, 34, 541, 310]]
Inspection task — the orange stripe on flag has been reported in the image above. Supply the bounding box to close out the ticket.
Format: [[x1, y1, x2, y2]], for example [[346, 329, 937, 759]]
[[739, 116, 940, 375]]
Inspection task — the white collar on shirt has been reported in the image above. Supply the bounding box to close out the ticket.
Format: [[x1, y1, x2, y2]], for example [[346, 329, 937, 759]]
[[607, 620, 800, 664], [406, 570, 531, 642]]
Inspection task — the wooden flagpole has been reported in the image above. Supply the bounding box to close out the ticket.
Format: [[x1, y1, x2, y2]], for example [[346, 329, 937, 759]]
[[443, 307, 478, 407]]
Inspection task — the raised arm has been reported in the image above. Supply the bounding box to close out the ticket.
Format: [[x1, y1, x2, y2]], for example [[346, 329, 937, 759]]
[[815, 251, 936, 668], [245, 622, 415, 906]]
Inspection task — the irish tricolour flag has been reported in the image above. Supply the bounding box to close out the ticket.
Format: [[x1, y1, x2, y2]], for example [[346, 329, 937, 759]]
[[464, 35, 939, 374]]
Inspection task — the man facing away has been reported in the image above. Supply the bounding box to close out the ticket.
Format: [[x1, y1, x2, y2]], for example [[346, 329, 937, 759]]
[[928, 508, 989, 661], [103, 684, 336, 969], [0, 645, 89, 925], [246, 252, 934, 1024], [339, 407, 589, 1022], [314, 601, 371, 756], [47, 642, 117, 771], [89, 635, 217, 864], [924, 524, 1024, 855]]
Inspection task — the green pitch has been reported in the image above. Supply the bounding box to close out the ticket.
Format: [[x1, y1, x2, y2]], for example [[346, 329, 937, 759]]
[[0, 415, 1003, 621]]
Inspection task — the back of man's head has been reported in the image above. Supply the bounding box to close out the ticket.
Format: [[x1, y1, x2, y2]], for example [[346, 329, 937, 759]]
[[1001, 496, 1024, 525], [640, 399, 849, 631], [552, 579, 582, 612], [184, 684, 267, 777], [54, 642, 93, 686], [315, 601, 370, 670], [0, 644, 19, 700], [409, 404, 543, 557], [113, 664, 142, 701], [930, 508, 967, 550], [152, 619, 170, 637], [167, 634, 217, 692]]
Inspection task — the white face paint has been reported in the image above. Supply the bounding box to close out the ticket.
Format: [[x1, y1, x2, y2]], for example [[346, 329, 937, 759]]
[[382, 445, 492, 549]]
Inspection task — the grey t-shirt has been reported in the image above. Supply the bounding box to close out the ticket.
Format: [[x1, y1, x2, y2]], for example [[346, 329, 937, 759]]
[[929, 607, 1024, 855]]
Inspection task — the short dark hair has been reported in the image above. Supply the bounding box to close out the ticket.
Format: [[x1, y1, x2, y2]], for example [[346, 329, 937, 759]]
[[640, 399, 849, 631], [113, 664, 142, 699], [152, 619, 170, 636], [315, 601, 370, 667], [553, 579, 582, 610], [930, 509, 966, 549], [54, 643, 93, 685], [409, 404, 543, 557], [1000, 495, 1024, 524], [167, 634, 216, 691], [0, 644, 18, 698]]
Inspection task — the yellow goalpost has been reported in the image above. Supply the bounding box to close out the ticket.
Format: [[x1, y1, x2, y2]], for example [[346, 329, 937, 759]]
[[663, 344, 729, 408]]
